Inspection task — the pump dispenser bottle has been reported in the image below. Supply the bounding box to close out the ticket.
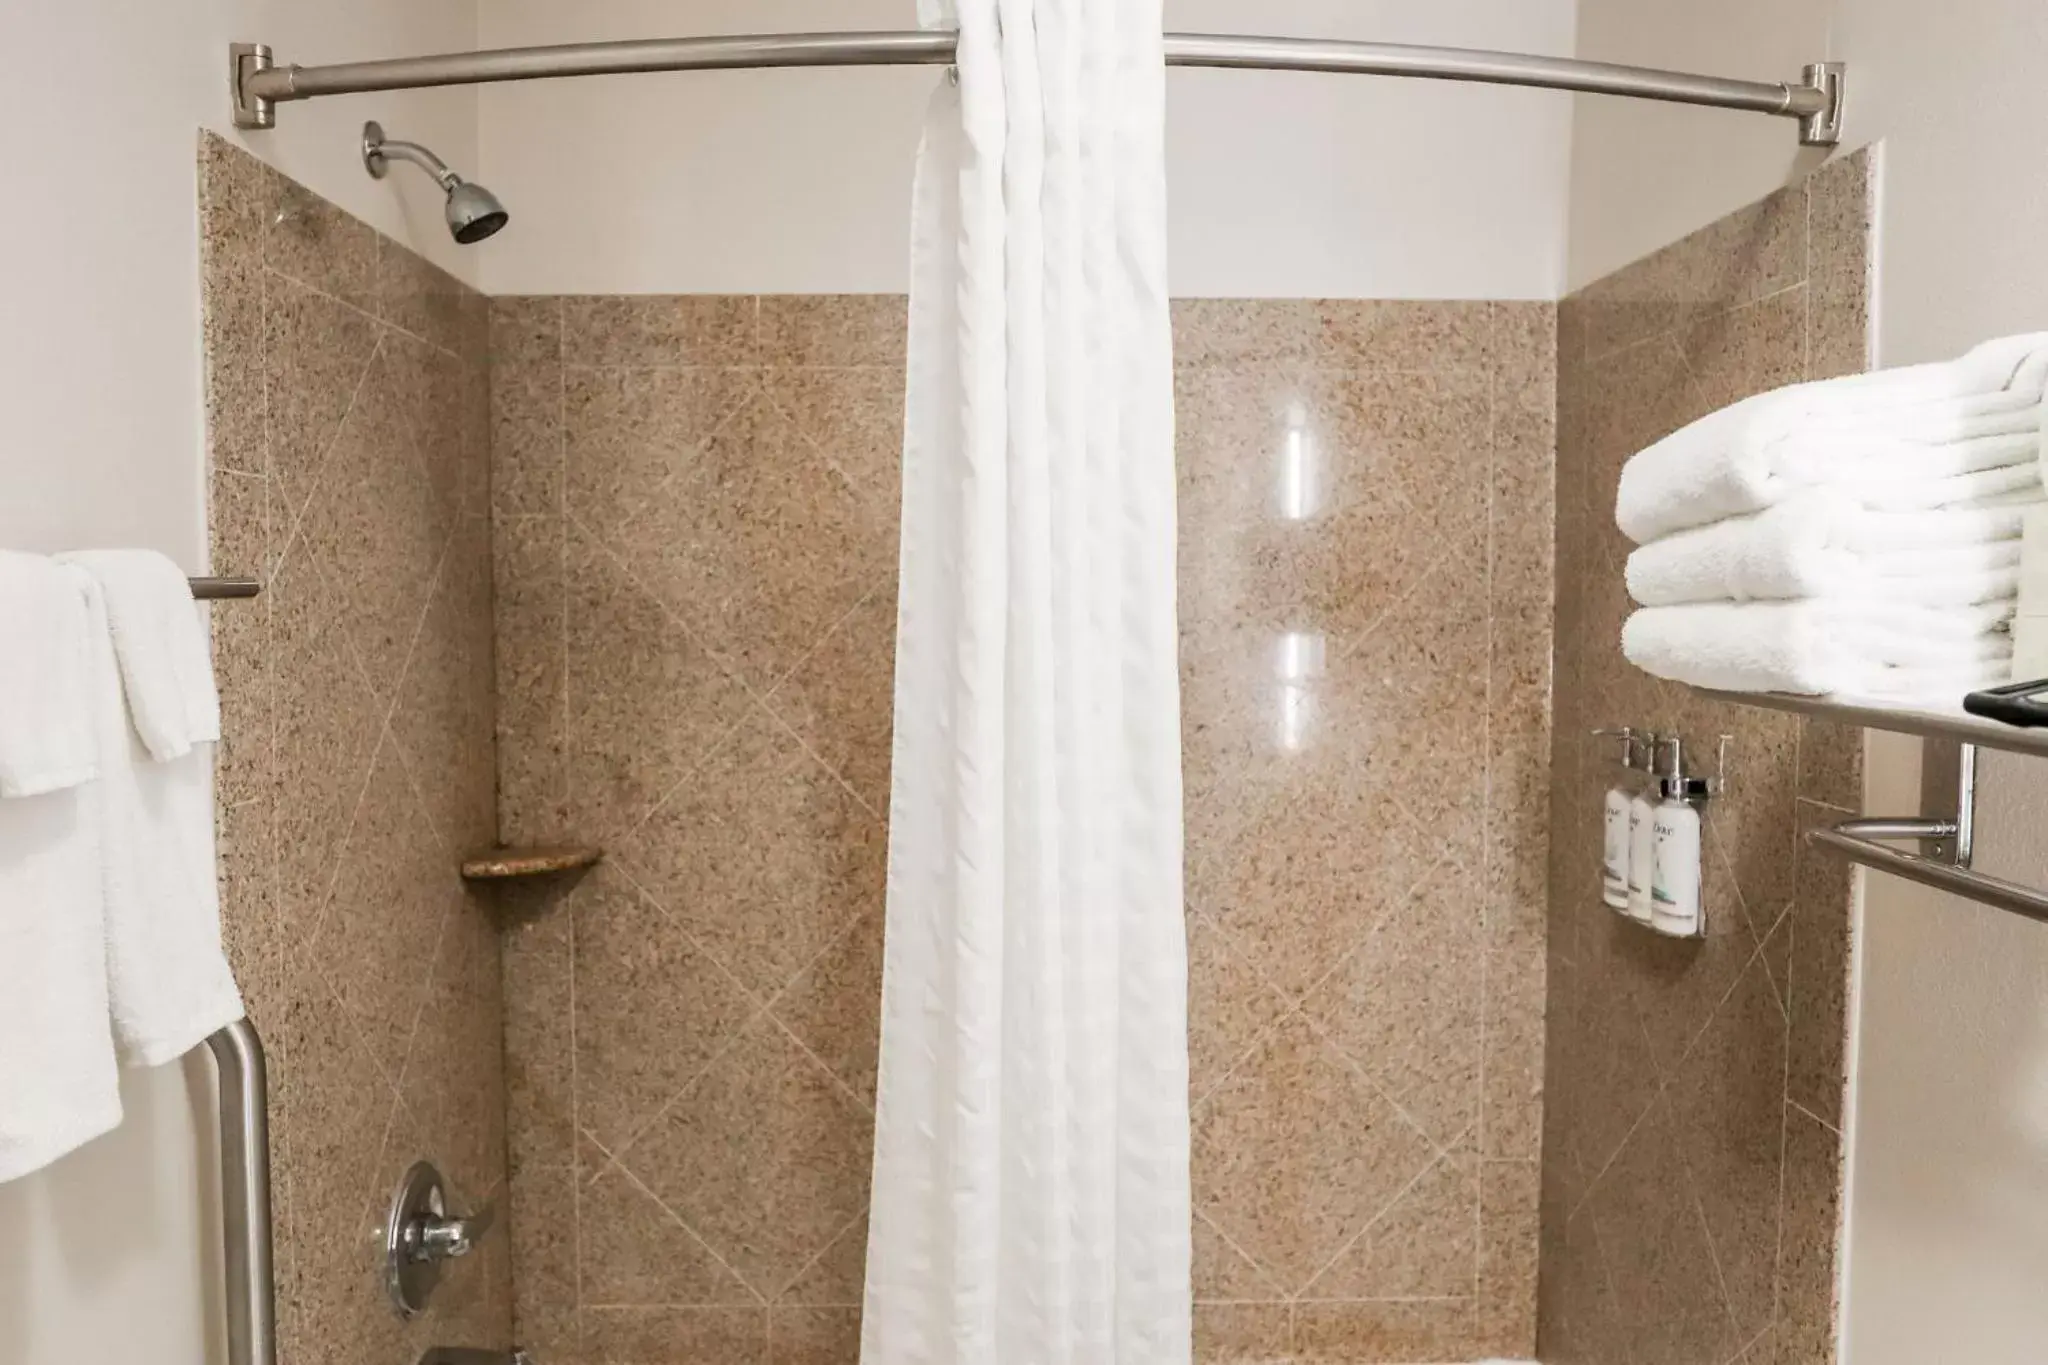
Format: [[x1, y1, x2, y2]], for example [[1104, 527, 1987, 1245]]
[[1651, 735, 1704, 937], [1600, 728, 1635, 910], [1625, 731, 1659, 924]]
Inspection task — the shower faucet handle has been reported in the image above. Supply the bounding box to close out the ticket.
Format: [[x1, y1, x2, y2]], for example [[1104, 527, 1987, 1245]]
[[386, 1161, 500, 1318], [407, 1199, 495, 1263]]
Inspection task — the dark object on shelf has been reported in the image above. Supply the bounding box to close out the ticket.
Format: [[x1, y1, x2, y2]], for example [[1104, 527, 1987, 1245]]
[[1962, 678, 2048, 729]]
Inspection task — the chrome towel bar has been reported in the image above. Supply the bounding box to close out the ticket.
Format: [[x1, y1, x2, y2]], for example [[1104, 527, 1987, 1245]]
[[1809, 740, 2048, 925], [203, 1019, 277, 1365], [1808, 823, 2048, 925], [191, 576, 261, 600]]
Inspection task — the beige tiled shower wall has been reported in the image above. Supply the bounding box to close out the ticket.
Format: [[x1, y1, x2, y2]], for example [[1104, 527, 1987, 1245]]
[[1539, 150, 1874, 1365], [200, 135, 511, 1362], [492, 296, 1555, 1363]]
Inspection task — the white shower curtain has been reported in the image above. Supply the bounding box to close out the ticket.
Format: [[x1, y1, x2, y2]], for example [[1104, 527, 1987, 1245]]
[[861, 0, 1191, 1359]]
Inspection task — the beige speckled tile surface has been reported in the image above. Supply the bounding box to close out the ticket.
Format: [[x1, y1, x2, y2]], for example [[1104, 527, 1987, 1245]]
[[492, 289, 1555, 1364], [1541, 148, 1872, 1365], [201, 131, 510, 1362]]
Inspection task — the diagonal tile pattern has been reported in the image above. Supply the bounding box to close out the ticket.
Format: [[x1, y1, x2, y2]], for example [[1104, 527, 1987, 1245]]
[[1542, 150, 1872, 1365], [200, 133, 511, 1364], [497, 293, 909, 1365], [496, 291, 1553, 1363]]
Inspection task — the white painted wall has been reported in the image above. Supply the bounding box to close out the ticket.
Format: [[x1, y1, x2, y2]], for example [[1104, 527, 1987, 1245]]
[[0, 6, 476, 1363], [1566, 4, 2048, 1360], [477, 0, 1578, 299]]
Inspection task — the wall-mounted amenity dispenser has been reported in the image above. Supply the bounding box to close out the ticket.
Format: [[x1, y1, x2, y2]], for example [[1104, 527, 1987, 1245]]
[[1651, 735, 1704, 937], [1596, 728, 1637, 910], [1594, 727, 1726, 937], [1626, 732, 1660, 924]]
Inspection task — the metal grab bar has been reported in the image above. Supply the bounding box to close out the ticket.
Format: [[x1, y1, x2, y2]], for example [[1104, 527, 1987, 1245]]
[[203, 1019, 277, 1365], [1808, 824, 2048, 926]]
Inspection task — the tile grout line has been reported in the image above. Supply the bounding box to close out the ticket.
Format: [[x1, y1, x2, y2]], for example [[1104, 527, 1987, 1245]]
[[582, 606, 886, 899], [1192, 1206, 1290, 1302], [1296, 1010, 1461, 1166], [564, 375, 586, 1353], [552, 296, 571, 846], [1786, 1096, 1840, 1136], [1678, 1125, 1753, 1352], [1564, 1004, 1664, 1225], [559, 512, 778, 848], [1190, 847, 1458, 1116], [1772, 895, 1801, 1346], [594, 1143, 771, 1307], [267, 247, 477, 366], [1578, 263, 1814, 368], [1702, 800, 1790, 1014], [599, 853, 882, 1143], [586, 862, 778, 1163], [372, 722, 468, 1101], [771, 1208, 868, 1308], [599, 786, 779, 1002], [1293, 1122, 1476, 1302], [271, 321, 386, 581], [1477, 302, 1500, 1311], [283, 561, 401, 969]]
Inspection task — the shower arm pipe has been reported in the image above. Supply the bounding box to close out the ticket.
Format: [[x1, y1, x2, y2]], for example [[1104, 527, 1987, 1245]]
[[230, 32, 1846, 146], [369, 135, 461, 190]]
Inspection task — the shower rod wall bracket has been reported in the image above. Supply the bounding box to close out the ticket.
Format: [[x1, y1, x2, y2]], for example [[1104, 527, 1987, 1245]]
[[230, 43, 276, 131], [1800, 61, 1847, 147], [226, 31, 1845, 148]]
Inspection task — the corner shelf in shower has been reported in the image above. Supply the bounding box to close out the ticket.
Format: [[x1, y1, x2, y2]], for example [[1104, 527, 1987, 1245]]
[[1693, 688, 2048, 759], [459, 845, 604, 882]]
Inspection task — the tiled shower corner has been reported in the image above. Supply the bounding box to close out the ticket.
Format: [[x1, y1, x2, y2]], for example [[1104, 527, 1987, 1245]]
[[200, 131, 511, 1364], [1537, 148, 1874, 1365]]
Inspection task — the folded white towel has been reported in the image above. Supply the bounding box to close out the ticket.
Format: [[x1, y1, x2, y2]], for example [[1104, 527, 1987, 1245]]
[[73, 569, 244, 1068], [1622, 599, 2016, 699], [1825, 495, 2044, 552], [1626, 494, 2028, 607], [1617, 333, 2048, 543], [0, 781, 123, 1182], [0, 552, 99, 797], [57, 550, 220, 761]]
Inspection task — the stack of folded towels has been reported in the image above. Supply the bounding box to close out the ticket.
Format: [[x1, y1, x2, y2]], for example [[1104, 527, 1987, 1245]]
[[1616, 333, 2048, 700], [0, 549, 243, 1183]]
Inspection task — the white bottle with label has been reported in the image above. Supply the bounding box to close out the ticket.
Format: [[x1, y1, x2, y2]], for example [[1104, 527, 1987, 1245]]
[[1625, 731, 1659, 924], [1652, 736, 1704, 937], [1600, 728, 1635, 910]]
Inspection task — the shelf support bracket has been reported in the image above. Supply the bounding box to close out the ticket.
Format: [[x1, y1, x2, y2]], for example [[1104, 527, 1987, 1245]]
[[1811, 741, 2048, 925]]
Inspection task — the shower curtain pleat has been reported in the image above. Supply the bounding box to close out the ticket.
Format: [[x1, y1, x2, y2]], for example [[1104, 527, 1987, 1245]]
[[862, 0, 1189, 1358]]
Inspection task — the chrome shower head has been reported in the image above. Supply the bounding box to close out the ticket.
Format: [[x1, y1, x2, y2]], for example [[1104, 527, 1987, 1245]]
[[443, 181, 509, 244], [362, 120, 509, 245]]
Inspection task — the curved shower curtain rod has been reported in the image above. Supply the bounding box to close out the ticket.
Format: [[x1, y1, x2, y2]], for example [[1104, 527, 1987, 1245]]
[[228, 31, 1846, 147]]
